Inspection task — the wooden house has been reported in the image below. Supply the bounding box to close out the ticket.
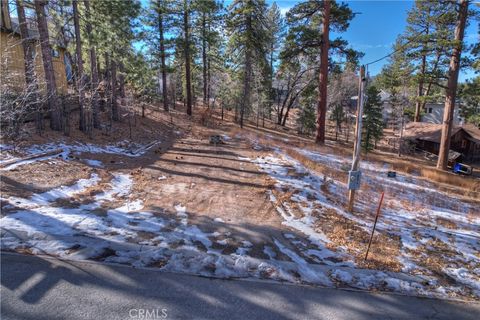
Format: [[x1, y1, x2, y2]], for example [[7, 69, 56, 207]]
[[404, 122, 480, 162], [0, 0, 68, 95]]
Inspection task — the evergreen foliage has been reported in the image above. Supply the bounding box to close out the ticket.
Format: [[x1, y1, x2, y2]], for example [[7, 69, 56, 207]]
[[362, 85, 384, 153]]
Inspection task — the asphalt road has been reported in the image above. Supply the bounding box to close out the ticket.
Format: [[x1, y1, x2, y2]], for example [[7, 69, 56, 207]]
[[1, 252, 479, 320]]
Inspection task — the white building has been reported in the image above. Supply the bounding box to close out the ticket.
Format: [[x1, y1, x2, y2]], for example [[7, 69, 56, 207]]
[[421, 102, 464, 125]]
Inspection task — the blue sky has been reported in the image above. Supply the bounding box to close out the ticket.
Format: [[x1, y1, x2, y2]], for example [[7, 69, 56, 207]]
[[267, 0, 479, 81]]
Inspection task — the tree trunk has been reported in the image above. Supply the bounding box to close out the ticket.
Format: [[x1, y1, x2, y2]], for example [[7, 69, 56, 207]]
[[241, 48, 251, 128], [73, 0, 87, 132], [172, 73, 177, 109], [202, 12, 208, 107], [315, 0, 330, 144], [84, 0, 100, 129], [184, 1, 192, 116], [159, 11, 169, 111], [282, 89, 303, 126], [97, 60, 102, 81], [398, 105, 405, 157], [414, 56, 426, 122], [192, 83, 196, 107], [16, 0, 42, 132], [111, 60, 119, 121], [437, 0, 468, 170], [34, 0, 62, 131], [207, 41, 211, 108], [105, 53, 111, 111], [118, 61, 126, 98], [239, 12, 253, 129], [420, 52, 441, 111], [282, 105, 291, 127]]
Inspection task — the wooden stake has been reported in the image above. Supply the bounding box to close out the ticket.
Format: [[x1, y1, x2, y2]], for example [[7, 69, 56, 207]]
[[347, 66, 365, 212], [365, 192, 385, 262]]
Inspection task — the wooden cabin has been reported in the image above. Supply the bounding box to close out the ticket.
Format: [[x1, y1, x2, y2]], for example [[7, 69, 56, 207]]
[[404, 122, 480, 162], [0, 0, 68, 95]]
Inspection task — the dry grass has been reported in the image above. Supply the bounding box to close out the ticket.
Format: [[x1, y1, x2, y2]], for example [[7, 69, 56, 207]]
[[315, 208, 403, 272], [407, 238, 479, 295], [436, 217, 457, 229], [284, 148, 349, 184], [366, 153, 480, 200]]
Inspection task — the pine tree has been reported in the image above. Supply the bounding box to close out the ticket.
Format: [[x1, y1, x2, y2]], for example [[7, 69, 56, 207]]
[[265, 2, 285, 121], [182, 0, 193, 115], [15, 0, 42, 132], [362, 85, 384, 153], [284, 0, 360, 143], [34, 0, 62, 131], [296, 83, 317, 135], [193, 0, 223, 108], [83, 0, 100, 128], [89, 0, 141, 122], [144, 0, 174, 111], [376, 39, 414, 141], [227, 0, 269, 128], [437, 0, 469, 170], [402, 0, 457, 122], [328, 66, 358, 141], [459, 77, 480, 127], [169, 0, 197, 115], [72, 0, 88, 132]]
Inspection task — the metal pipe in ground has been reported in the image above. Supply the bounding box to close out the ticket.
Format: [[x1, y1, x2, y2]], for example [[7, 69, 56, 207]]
[[364, 192, 385, 262]]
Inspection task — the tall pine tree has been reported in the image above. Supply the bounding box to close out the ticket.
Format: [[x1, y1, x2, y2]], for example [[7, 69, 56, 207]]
[[227, 0, 269, 128], [362, 85, 384, 153]]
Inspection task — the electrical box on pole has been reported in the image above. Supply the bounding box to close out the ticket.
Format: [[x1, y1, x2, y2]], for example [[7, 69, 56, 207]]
[[348, 170, 361, 190]]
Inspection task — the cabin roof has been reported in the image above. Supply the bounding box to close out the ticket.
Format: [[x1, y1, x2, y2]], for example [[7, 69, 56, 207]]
[[404, 122, 480, 144]]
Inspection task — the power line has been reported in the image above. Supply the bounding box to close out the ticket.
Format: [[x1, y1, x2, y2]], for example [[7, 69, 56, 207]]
[[364, 29, 426, 66], [364, 10, 450, 66]]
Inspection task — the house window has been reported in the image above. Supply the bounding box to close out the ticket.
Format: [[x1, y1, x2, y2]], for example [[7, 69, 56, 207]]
[[428, 108, 433, 114], [461, 140, 467, 148], [52, 49, 60, 58]]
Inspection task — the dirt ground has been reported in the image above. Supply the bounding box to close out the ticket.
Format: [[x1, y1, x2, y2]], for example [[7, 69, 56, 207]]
[[1, 103, 479, 300], [0, 105, 300, 261]]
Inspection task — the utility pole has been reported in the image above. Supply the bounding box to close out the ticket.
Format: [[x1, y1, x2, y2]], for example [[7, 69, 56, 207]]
[[347, 65, 366, 212]]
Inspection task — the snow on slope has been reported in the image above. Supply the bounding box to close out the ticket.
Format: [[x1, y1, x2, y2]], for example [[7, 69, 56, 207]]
[[247, 147, 480, 299]]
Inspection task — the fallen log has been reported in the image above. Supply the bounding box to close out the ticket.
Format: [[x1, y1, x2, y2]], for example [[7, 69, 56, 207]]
[[0, 148, 64, 168], [131, 141, 160, 155]]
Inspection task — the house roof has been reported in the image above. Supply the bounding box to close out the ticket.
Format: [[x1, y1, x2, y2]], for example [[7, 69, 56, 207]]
[[1, 5, 66, 48], [404, 122, 480, 144], [462, 124, 480, 142]]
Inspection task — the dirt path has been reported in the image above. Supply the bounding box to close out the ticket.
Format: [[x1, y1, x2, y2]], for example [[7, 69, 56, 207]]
[[133, 132, 288, 260]]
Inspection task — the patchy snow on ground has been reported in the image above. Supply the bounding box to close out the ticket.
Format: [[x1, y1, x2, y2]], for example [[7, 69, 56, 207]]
[[0, 169, 361, 288], [25, 140, 160, 158], [1, 135, 478, 300], [0, 140, 160, 171], [83, 159, 104, 168], [0, 145, 20, 165], [246, 147, 480, 300]]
